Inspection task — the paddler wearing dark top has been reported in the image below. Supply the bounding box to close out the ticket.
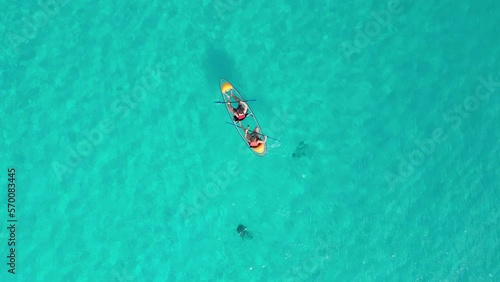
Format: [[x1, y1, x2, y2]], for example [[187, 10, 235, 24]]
[[239, 123, 267, 148], [224, 91, 249, 121]]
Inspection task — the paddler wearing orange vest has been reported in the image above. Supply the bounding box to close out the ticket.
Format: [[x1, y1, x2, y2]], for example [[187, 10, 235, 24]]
[[224, 90, 249, 121], [238, 123, 267, 148]]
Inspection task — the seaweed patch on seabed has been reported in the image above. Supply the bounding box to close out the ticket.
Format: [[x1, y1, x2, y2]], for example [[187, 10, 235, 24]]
[[202, 45, 236, 85]]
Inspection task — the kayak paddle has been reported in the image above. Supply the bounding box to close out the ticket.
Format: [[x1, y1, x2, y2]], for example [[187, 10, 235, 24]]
[[214, 99, 256, 104], [224, 122, 280, 142]]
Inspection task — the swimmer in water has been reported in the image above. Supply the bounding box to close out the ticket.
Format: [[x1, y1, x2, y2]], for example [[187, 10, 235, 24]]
[[237, 224, 253, 239]]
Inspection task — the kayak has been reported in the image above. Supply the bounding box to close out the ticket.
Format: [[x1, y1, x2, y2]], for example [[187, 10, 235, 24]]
[[220, 79, 268, 157]]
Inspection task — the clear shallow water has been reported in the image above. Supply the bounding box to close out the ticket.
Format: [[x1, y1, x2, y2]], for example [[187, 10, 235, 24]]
[[1, 0, 499, 281]]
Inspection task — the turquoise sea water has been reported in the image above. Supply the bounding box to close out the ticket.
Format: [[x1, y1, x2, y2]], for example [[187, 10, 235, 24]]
[[1, 0, 499, 281]]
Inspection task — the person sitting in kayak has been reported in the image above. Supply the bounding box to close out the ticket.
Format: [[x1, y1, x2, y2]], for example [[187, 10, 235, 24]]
[[241, 124, 267, 148], [225, 91, 248, 121]]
